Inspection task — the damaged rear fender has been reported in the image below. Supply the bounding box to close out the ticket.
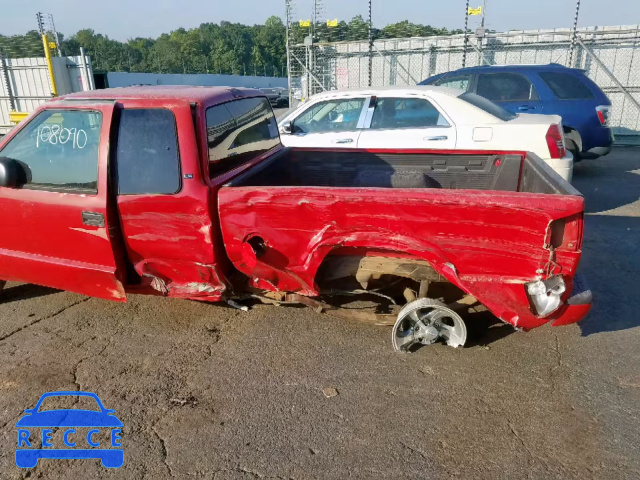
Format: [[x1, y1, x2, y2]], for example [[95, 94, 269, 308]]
[[303, 231, 466, 294]]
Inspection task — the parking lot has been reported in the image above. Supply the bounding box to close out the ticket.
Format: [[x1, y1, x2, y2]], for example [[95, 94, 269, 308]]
[[0, 147, 638, 479]]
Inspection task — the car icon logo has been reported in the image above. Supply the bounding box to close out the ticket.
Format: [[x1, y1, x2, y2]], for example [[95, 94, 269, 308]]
[[15, 391, 123, 468]]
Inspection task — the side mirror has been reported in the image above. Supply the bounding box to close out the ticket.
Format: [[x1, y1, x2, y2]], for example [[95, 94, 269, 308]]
[[281, 121, 292, 134], [0, 157, 29, 188], [23, 409, 34, 415]]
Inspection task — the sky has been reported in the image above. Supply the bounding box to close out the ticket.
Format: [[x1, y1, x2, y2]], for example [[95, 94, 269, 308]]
[[0, 0, 638, 41]]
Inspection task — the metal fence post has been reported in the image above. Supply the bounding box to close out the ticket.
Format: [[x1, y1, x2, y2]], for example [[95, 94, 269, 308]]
[[0, 54, 16, 112], [463, 0, 470, 67], [568, 0, 581, 67]]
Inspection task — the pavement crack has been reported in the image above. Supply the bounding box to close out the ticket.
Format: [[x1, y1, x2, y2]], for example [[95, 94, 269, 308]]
[[401, 441, 430, 462], [0, 297, 91, 343], [238, 467, 264, 478], [152, 424, 175, 477], [508, 421, 552, 472], [72, 331, 119, 392], [508, 421, 533, 457], [549, 334, 562, 394]]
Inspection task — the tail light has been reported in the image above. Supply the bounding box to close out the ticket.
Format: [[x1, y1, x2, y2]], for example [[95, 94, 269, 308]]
[[596, 105, 610, 126], [547, 213, 582, 251], [546, 124, 566, 159]]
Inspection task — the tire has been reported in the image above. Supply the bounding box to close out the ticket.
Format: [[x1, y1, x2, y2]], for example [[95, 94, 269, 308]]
[[565, 138, 581, 163]]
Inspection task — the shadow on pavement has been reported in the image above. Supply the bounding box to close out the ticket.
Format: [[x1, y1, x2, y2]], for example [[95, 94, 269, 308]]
[[573, 146, 640, 214], [576, 214, 640, 336], [0, 283, 60, 304], [572, 147, 640, 336], [464, 310, 515, 347]]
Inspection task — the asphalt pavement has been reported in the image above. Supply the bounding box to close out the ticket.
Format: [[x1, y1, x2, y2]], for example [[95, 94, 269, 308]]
[[0, 148, 638, 479]]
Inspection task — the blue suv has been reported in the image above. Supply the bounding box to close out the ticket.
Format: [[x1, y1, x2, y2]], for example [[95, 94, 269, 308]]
[[420, 64, 613, 160]]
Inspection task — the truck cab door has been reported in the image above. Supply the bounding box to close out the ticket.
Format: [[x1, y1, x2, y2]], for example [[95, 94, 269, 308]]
[[0, 101, 127, 301]]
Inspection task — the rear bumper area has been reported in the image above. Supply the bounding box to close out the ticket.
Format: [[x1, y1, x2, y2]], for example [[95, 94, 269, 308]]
[[544, 155, 574, 182], [550, 275, 593, 326]]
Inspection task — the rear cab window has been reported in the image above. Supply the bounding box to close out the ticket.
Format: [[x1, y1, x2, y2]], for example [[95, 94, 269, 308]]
[[538, 72, 595, 99], [115, 108, 181, 195], [0, 109, 101, 193], [206, 97, 279, 178]]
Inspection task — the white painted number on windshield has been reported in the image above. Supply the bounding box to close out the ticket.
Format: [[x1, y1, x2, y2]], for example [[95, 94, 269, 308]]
[[36, 125, 88, 149]]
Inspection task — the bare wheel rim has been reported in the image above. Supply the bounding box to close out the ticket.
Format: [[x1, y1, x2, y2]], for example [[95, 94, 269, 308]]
[[392, 298, 467, 352]]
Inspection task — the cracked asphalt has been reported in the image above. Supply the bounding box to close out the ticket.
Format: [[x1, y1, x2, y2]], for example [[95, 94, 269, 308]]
[[0, 147, 639, 479]]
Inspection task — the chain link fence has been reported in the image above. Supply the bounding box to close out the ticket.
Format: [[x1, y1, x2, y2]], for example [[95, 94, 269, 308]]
[[288, 24, 640, 144]]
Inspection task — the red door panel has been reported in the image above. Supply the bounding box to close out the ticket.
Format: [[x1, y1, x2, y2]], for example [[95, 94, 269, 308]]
[[0, 101, 126, 301]]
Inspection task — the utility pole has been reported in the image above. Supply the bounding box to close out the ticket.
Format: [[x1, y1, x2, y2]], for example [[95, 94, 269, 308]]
[[481, 0, 487, 28], [568, 0, 581, 67], [477, 0, 487, 65]]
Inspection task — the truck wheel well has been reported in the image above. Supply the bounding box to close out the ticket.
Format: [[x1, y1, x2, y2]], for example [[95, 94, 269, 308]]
[[315, 254, 467, 304]]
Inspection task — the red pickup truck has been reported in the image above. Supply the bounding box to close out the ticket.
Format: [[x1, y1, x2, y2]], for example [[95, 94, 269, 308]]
[[0, 86, 591, 351]]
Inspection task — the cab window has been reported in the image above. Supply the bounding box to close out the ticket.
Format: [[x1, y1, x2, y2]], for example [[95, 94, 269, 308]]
[[370, 97, 449, 129], [206, 97, 279, 178], [115, 108, 181, 195], [292, 98, 366, 134], [0, 109, 101, 193]]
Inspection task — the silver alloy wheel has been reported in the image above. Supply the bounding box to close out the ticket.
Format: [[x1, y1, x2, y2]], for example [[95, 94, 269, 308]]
[[392, 298, 467, 352]]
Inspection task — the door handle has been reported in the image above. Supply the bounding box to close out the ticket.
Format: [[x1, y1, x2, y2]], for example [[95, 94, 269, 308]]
[[334, 138, 354, 144], [518, 105, 534, 111], [425, 136, 448, 141], [82, 211, 105, 227]]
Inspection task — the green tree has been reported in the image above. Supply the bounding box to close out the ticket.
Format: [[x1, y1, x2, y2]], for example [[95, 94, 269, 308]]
[[2, 16, 463, 76]]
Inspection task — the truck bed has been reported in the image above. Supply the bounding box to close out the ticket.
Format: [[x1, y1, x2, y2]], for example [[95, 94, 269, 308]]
[[218, 148, 585, 330], [227, 148, 580, 196]]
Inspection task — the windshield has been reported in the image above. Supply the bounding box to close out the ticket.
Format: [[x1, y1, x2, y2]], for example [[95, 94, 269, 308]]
[[459, 92, 517, 122]]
